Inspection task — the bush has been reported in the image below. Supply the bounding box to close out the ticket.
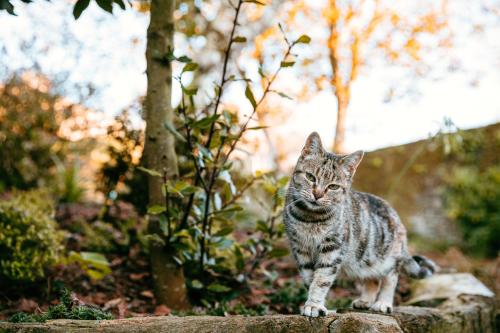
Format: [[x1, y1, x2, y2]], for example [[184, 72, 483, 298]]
[[268, 280, 307, 314], [9, 288, 113, 322], [0, 191, 65, 281], [445, 166, 500, 258]]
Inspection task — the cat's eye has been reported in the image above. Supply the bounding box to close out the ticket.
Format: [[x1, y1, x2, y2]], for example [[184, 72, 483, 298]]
[[305, 173, 316, 182], [327, 184, 341, 191]]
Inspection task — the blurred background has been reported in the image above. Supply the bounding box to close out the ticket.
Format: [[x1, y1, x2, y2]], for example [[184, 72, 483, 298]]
[[0, 0, 498, 321]]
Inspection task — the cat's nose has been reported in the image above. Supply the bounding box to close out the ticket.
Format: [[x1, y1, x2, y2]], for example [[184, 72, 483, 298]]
[[313, 189, 324, 200]]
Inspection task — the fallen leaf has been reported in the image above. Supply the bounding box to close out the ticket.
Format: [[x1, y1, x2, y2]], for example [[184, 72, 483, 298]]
[[18, 299, 38, 313], [103, 298, 122, 310], [140, 290, 154, 299], [154, 304, 171, 316], [117, 300, 128, 319], [129, 273, 149, 281]]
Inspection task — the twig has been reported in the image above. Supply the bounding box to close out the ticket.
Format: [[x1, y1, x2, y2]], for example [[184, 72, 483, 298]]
[[204, 0, 244, 150]]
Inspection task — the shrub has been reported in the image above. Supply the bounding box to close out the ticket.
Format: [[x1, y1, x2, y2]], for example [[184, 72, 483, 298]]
[[0, 191, 65, 281], [445, 166, 500, 258], [268, 280, 307, 314], [0, 77, 66, 191], [9, 288, 113, 322]]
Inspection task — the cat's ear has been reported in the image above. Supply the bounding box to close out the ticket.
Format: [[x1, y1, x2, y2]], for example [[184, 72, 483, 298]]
[[301, 132, 324, 157], [341, 150, 364, 177]]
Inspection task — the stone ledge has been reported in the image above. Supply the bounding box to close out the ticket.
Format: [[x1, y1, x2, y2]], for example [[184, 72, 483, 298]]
[[0, 295, 496, 333]]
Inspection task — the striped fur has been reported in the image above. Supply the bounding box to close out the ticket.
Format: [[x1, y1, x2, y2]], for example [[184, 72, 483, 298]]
[[284, 132, 436, 317]]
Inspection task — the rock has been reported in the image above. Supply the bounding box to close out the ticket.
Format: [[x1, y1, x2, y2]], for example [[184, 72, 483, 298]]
[[0, 274, 497, 333], [0, 296, 496, 333], [406, 273, 495, 305]]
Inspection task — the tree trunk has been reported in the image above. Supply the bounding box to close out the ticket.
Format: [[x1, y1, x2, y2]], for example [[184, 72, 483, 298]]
[[333, 91, 349, 153], [143, 0, 190, 309]]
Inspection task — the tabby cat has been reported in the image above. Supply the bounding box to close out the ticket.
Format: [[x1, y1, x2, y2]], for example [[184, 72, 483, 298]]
[[284, 132, 436, 317]]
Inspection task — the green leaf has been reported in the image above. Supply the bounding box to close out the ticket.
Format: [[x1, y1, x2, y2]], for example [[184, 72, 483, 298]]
[[219, 170, 236, 194], [114, 0, 125, 10], [234, 245, 245, 271], [164, 121, 187, 142], [214, 226, 234, 237], [191, 280, 204, 289], [268, 247, 289, 258], [177, 55, 192, 63], [73, 0, 90, 19], [96, 0, 113, 13], [137, 166, 162, 177], [182, 62, 199, 73], [196, 143, 213, 161], [247, 126, 269, 130], [277, 176, 290, 187], [256, 220, 269, 233], [80, 252, 109, 266], [214, 205, 243, 216], [207, 283, 231, 293], [192, 114, 219, 129], [245, 0, 265, 5], [213, 238, 233, 249], [176, 181, 197, 195], [277, 91, 293, 100], [258, 66, 266, 78], [0, 0, 15, 15], [280, 61, 295, 68], [295, 34, 311, 44], [232, 36, 247, 43], [245, 85, 257, 109], [182, 87, 198, 96], [214, 192, 222, 210], [148, 205, 166, 215], [86, 269, 107, 280]]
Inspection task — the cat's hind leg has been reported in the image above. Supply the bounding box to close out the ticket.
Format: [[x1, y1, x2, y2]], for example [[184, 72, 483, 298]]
[[352, 279, 380, 310], [370, 271, 398, 313]]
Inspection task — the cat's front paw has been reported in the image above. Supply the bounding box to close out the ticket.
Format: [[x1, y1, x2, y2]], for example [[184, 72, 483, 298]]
[[301, 301, 328, 317], [370, 301, 393, 314], [352, 298, 372, 310]]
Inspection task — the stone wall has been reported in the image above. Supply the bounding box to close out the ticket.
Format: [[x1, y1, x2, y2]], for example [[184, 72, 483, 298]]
[[0, 295, 496, 333]]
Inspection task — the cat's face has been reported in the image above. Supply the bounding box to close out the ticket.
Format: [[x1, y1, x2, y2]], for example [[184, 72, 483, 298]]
[[291, 132, 363, 207]]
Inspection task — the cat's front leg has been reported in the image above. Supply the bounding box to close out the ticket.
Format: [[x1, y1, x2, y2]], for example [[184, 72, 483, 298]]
[[302, 249, 341, 317], [293, 248, 314, 287]]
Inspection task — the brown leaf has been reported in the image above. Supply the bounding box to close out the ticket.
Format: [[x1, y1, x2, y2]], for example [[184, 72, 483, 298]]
[[154, 304, 171, 316], [117, 300, 128, 319], [91, 292, 108, 305], [110, 257, 125, 267], [140, 290, 154, 299], [103, 298, 122, 310], [129, 273, 149, 281], [18, 298, 38, 313]]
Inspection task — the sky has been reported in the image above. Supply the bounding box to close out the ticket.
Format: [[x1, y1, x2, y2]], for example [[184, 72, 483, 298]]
[[0, 0, 499, 170]]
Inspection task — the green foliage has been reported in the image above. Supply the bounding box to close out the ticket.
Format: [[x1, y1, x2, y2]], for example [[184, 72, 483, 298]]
[[0, 76, 88, 203], [0, 191, 64, 281], [54, 161, 86, 203], [137, 16, 307, 306], [98, 112, 148, 213], [8, 288, 113, 322], [445, 166, 500, 258], [73, 0, 125, 19], [0, 0, 37, 15], [66, 251, 111, 280], [268, 280, 307, 314], [0, 77, 67, 191]]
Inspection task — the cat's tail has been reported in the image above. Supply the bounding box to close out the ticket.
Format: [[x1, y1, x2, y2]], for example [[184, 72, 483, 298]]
[[401, 255, 438, 279]]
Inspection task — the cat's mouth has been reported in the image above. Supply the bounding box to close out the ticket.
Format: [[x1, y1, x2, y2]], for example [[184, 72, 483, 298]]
[[306, 197, 328, 207]]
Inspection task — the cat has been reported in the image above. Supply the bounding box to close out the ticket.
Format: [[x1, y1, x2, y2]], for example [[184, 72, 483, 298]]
[[284, 132, 436, 317]]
